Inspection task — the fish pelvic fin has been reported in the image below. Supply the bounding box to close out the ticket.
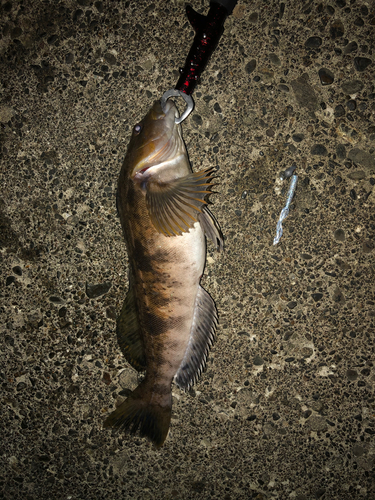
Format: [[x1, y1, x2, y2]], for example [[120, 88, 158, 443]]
[[146, 167, 217, 237], [116, 273, 146, 372], [174, 285, 218, 390], [198, 206, 224, 252], [103, 380, 172, 448]]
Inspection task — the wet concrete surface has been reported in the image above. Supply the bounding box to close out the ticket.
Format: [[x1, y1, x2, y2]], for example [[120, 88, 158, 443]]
[[1, 0, 375, 499]]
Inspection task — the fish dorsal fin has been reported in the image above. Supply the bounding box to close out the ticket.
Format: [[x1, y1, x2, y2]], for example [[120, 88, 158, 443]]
[[174, 285, 218, 390], [198, 206, 224, 252], [116, 273, 146, 372], [146, 167, 216, 237]]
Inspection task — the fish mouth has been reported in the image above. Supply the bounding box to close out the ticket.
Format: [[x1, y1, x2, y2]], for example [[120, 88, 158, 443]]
[[132, 100, 180, 178], [161, 98, 178, 119], [138, 166, 150, 175]]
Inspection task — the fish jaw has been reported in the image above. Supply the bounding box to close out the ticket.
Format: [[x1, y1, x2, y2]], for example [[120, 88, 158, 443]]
[[127, 100, 183, 179]]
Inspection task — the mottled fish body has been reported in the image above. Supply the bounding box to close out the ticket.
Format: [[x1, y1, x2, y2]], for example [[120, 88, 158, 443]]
[[104, 100, 223, 447]]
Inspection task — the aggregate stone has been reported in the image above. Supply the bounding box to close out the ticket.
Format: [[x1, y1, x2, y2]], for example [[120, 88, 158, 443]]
[[336, 144, 346, 159], [104, 52, 117, 65], [292, 133, 304, 142], [346, 369, 358, 381], [65, 52, 74, 64], [348, 148, 375, 172], [311, 144, 328, 156], [354, 17, 364, 27], [343, 41, 358, 55], [6, 276, 16, 286], [362, 240, 374, 254], [332, 287, 345, 304], [301, 347, 313, 357], [290, 75, 318, 111], [340, 79, 363, 94], [245, 59, 256, 74], [311, 293, 323, 302], [305, 36, 322, 49], [249, 12, 258, 23], [306, 416, 328, 432], [318, 68, 334, 85], [347, 170, 366, 180], [0, 105, 15, 122], [268, 53, 281, 66], [330, 19, 345, 39], [1, 1, 374, 500], [352, 443, 364, 457], [353, 57, 372, 72], [253, 355, 264, 366], [346, 99, 356, 111], [334, 104, 345, 117], [86, 282, 112, 298], [12, 266, 22, 276]]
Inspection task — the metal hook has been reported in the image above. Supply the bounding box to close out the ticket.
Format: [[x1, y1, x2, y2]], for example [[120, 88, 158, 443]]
[[160, 89, 194, 124]]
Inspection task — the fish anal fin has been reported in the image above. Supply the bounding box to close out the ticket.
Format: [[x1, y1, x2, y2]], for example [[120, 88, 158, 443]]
[[198, 206, 224, 252], [146, 167, 217, 237], [103, 381, 172, 448], [174, 286, 218, 390], [117, 280, 146, 372]]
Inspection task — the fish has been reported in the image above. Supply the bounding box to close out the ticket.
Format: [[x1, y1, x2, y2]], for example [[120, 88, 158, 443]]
[[103, 99, 223, 447]]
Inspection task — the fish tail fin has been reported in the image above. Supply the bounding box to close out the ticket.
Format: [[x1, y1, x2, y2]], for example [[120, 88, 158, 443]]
[[103, 381, 172, 448]]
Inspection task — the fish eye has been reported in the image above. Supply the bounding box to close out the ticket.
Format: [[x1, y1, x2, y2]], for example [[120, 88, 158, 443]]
[[134, 124, 142, 134]]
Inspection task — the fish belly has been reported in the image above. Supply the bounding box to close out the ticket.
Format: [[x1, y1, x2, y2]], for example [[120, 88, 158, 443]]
[[134, 221, 206, 388]]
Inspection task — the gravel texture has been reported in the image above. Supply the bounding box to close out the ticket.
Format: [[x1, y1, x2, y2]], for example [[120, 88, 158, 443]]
[[1, 0, 374, 499]]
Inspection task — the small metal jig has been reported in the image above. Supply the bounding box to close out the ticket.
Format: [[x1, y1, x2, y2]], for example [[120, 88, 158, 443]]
[[273, 173, 298, 245], [161, 89, 194, 124], [279, 164, 297, 181]]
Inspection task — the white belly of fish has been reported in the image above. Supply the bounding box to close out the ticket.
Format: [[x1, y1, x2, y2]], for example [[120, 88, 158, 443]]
[[154, 222, 207, 379]]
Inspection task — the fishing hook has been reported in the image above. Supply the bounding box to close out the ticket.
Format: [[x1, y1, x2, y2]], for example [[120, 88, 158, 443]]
[[161, 89, 194, 124]]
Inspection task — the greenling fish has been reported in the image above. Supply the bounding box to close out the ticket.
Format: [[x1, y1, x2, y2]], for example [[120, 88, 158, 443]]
[[103, 99, 223, 447]]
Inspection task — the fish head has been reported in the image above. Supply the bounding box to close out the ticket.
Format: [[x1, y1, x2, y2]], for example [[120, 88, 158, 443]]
[[126, 100, 183, 182]]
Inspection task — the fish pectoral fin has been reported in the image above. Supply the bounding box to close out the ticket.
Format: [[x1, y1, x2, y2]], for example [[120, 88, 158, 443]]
[[146, 167, 217, 237], [198, 207, 224, 252], [174, 285, 218, 390], [117, 279, 146, 372]]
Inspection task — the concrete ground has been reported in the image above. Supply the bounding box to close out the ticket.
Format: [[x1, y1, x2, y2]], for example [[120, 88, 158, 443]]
[[1, 0, 374, 499]]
